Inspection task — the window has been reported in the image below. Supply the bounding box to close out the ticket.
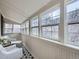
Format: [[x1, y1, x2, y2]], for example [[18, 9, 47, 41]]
[[31, 17, 38, 27], [66, 0, 79, 46], [40, 8, 60, 40], [52, 26, 58, 39], [19, 1, 79, 47], [31, 28, 38, 36], [3, 23, 21, 34], [25, 21, 29, 34], [13, 24, 21, 33], [3, 23, 13, 34], [31, 17, 39, 36], [41, 27, 52, 39], [21, 23, 26, 34]]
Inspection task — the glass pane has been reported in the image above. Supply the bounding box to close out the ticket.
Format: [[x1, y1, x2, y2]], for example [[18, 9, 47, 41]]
[[40, 9, 60, 25], [4, 28, 12, 34], [67, 9, 79, 23], [31, 28, 38, 36], [21, 24, 26, 34], [41, 26, 58, 40], [41, 13, 53, 25], [13, 25, 20, 28], [26, 21, 29, 34], [41, 27, 52, 39], [52, 26, 58, 40], [13, 28, 20, 33], [53, 9, 60, 16], [26, 21, 29, 28], [67, 0, 79, 13], [68, 24, 79, 46], [4, 23, 12, 28], [3, 23, 13, 34], [31, 17, 38, 27], [67, 0, 79, 46], [13, 24, 21, 33]]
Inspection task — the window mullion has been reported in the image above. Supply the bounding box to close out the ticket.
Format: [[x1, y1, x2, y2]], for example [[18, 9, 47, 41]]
[[38, 16, 41, 37], [29, 19, 31, 35], [59, 0, 68, 43], [12, 24, 14, 33]]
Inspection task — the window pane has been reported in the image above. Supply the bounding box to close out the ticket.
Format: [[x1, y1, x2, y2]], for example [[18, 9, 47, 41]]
[[3, 23, 13, 34], [53, 9, 60, 24], [41, 27, 52, 39], [40, 9, 60, 25], [26, 21, 29, 28], [26, 21, 29, 34], [13, 25, 20, 28], [41, 14, 52, 25], [4, 23, 12, 28], [13, 24, 21, 33], [67, 0, 79, 13], [21, 24, 26, 34], [53, 9, 60, 16], [31, 17, 38, 27], [31, 28, 38, 36], [68, 24, 79, 46], [52, 26, 58, 40], [40, 7, 60, 40], [67, 9, 79, 23], [4, 28, 12, 34], [67, 0, 79, 46]]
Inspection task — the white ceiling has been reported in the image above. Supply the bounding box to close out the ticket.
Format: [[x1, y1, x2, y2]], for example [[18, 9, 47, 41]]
[[0, 0, 59, 23]]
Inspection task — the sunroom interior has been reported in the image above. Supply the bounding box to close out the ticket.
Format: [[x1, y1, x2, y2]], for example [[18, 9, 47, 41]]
[[0, 0, 79, 59]]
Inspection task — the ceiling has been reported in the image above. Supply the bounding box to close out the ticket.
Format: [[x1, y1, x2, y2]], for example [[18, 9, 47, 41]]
[[0, 0, 60, 24]]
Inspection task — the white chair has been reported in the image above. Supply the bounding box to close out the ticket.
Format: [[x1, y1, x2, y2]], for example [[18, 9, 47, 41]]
[[0, 45, 23, 59], [4, 45, 17, 51]]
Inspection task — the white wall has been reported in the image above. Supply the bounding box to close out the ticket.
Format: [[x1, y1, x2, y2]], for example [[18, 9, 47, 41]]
[[22, 34, 79, 59]]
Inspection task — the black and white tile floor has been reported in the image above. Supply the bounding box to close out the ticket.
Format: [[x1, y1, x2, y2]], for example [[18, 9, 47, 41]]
[[22, 46, 34, 59], [16, 43, 34, 59]]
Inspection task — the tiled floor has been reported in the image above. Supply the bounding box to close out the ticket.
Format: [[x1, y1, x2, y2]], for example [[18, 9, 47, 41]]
[[18, 43, 34, 59]]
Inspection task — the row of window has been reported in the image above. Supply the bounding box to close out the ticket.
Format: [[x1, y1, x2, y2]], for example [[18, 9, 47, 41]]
[[3, 0, 79, 47], [21, 0, 79, 47], [3, 23, 21, 34]]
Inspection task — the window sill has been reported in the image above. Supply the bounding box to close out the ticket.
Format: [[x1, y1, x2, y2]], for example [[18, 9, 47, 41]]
[[29, 35, 79, 51]]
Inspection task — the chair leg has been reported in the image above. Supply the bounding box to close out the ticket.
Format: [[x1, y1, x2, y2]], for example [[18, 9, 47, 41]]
[[20, 55, 24, 59]]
